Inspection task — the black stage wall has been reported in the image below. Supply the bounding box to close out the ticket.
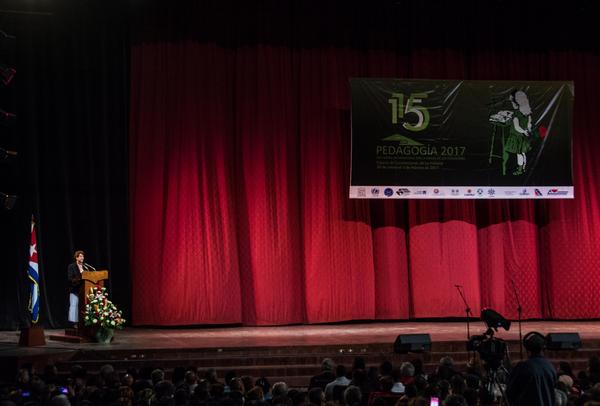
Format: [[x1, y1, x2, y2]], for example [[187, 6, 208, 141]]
[[0, 2, 130, 329]]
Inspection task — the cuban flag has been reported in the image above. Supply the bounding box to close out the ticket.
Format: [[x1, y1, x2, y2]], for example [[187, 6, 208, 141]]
[[27, 218, 40, 324]]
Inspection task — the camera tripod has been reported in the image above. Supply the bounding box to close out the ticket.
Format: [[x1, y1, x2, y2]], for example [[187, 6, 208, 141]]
[[484, 364, 511, 406], [477, 329, 512, 406]]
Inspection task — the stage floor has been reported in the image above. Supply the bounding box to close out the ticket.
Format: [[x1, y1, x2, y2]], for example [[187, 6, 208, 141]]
[[2, 320, 600, 385], [2, 320, 600, 354]]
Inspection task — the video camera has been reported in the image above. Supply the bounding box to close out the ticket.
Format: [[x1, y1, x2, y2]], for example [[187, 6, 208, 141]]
[[467, 309, 511, 370]]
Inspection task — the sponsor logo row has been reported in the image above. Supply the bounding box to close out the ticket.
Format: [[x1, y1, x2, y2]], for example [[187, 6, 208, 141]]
[[351, 187, 573, 199]]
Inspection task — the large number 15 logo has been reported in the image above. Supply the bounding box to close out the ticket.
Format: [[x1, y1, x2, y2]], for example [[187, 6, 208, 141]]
[[388, 92, 430, 132]]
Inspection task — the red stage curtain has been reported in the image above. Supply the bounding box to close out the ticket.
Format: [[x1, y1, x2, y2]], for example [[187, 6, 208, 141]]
[[129, 38, 600, 325]]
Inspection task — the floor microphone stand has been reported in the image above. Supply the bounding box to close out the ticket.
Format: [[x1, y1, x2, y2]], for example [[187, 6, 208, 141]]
[[510, 277, 524, 360], [454, 285, 472, 340]]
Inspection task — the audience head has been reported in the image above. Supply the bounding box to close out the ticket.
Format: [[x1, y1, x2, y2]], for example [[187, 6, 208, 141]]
[[184, 370, 197, 385], [121, 372, 134, 387], [559, 361, 574, 377], [50, 394, 71, 406], [523, 332, 546, 356], [16, 368, 30, 386], [272, 382, 288, 398], [558, 374, 574, 389], [229, 377, 244, 393], [379, 360, 393, 377], [465, 357, 482, 377], [241, 375, 254, 393], [439, 356, 454, 368], [343, 385, 362, 406], [400, 362, 415, 378], [411, 358, 424, 376], [99, 364, 115, 379], [172, 366, 186, 384], [352, 357, 366, 371], [255, 377, 271, 396], [321, 358, 335, 372], [151, 368, 165, 385], [69, 365, 86, 381], [205, 368, 219, 383], [225, 370, 237, 386], [246, 386, 264, 402], [437, 357, 456, 381], [289, 389, 305, 406]]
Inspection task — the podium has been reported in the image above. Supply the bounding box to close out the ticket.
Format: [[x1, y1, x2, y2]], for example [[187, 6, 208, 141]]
[[51, 269, 109, 342], [81, 270, 109, 300]]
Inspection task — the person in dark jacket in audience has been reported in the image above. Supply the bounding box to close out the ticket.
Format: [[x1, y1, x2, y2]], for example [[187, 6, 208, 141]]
[[309, 358, 336, 390], [506, 332, 557, 406]]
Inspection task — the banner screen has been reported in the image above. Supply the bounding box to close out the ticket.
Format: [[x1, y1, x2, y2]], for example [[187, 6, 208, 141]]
[[349, 79, 573, 199]]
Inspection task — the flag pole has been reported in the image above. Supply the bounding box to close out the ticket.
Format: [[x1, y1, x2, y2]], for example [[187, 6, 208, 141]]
[[19, 216, 45, 346]]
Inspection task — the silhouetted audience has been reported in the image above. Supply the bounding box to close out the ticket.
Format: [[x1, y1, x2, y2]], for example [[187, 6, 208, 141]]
[[324, 365, 350, 400], [2, 352, 598, 406], [309, 359, 336, 390]]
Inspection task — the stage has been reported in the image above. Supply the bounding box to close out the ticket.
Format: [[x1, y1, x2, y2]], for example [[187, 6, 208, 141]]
[[1, 321, 599, 386]]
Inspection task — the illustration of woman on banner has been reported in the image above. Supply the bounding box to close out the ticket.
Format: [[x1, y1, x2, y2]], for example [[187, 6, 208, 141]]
[[505, 90, 533, 175]]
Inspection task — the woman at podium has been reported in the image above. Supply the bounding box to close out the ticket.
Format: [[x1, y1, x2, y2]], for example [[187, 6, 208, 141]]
[[67, 250, 95, 328]]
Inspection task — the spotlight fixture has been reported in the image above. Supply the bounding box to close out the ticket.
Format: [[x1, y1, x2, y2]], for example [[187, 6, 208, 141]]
[[0, 108, 16, 125], [0, 192, 18, 210], [481, 308, 511, 332], [0, 63, 15, 85], [0, 30, 16, 40], [0, 147, 17, 160]]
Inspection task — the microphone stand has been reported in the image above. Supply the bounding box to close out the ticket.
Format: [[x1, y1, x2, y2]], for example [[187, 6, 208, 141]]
[[454, 285, 472, 340], [510, 277, 524, 360]]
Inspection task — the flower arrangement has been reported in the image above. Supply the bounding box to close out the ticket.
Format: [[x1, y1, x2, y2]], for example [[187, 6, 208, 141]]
[[84, 287, 126, 329]]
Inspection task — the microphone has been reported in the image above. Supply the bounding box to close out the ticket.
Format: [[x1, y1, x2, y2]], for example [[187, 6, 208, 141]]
[[454, 284, 463, 288], [84, 263, 96, 271]]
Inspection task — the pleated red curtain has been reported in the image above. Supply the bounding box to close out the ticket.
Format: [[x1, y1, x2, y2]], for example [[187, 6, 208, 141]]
[[129, 15, 600, 326]]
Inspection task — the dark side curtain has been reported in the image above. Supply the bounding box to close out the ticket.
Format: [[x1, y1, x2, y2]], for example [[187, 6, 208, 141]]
[[129, 1, 600, 325], [0, 2, 130, 329]]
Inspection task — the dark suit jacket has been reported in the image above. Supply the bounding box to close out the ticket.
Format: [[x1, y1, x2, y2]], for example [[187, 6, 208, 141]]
[[506, 355, 557, 406], [309, 370, 336, 390], [67, 262, 83, 294]]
